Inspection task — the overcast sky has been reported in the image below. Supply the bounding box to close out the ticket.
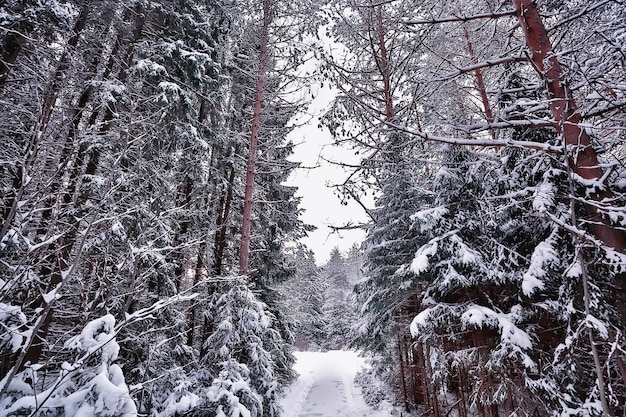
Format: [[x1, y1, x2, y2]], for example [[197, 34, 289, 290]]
[[285, 82, 372, 265]]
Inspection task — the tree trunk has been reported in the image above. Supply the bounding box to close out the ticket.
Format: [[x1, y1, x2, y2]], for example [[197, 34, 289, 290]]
[[0, 7, 89, 242], [462, 27, 495, 140], [373, 5, 393, 123], [39, 6, 89, 131], [187, 239, 208, 348], [213, 157, 237, 275], [512, 0, 626, 319], [457, 366, 469, 417], [423, 343, 441, 417], [20, 3, 143, 369], [16, 6, 91, 369], [397, 336, 410, 410], [0, 23, 30, 88], [174, 176, 194, 292], [239, 0, 271, 274]]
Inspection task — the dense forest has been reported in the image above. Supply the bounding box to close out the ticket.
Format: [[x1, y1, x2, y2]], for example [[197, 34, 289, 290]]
[[1, 0, 625, 416]]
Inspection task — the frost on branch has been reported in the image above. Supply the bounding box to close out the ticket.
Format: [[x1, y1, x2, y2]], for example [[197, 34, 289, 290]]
[[0, 303, 26, 354], [521, 230, 558, 296], [201, 276, 282, 417], [0, 314, 137, 416], [207, 361, 261, 417]]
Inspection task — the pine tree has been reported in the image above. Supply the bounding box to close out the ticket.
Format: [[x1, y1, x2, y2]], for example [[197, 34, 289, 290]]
[[0, 1, 311, 414], [1, 315, 137, 416], [326, 0, 626, 414], [318, 248, 354, 349], [278, 248, 327, 350], [201, 276, 285, 417], [407, 68, 625, 415]]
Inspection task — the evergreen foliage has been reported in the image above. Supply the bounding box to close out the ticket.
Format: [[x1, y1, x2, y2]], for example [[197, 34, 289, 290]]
[[322, 1, 626, 415], [0, 0, 313, 414], [1, 0, 626, 416]]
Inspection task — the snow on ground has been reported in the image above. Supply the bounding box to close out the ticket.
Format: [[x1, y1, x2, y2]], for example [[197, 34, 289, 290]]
[[280, 350, 393, 417]]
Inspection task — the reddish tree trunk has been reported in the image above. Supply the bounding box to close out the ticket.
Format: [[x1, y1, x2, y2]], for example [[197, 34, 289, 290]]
[[423, 343, 441, 417], [512, 0, 626, 318], [374, 6, 394, 123], [239, 0, 271, 274], [463, 27, 496, 140]]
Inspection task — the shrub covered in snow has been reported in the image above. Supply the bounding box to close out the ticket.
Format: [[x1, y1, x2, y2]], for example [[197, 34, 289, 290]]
[[0, 314, 137, 416]]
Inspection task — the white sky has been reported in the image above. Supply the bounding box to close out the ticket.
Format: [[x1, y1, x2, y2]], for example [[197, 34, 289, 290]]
[[286, 82, 371, 265]]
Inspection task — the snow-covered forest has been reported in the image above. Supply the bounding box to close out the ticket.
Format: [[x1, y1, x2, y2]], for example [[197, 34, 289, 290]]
[[1, 0, 626, 416]]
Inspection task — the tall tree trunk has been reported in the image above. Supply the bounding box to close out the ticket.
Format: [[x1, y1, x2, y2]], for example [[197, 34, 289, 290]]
[[372, 5, 393, 123], [213, 154, 237, 275], [39, 6, 89, 132], [239, 0, 271, 273], [187, 239, 208, 348], [174, 176, 194, 292], [0, 6, 89, 243], [457, 366, 469, 417], [397, 336, 410, 410], [410, 342, 420, 409], [20, 3, 143, 369], [462, 27, 495, 140], [512, 0, 626, 320], [423, 343, 441, 417], [0, 22, 30, 88], [15, 7, 91, 369]]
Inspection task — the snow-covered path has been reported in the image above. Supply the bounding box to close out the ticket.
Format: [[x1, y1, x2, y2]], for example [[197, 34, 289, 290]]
[[280, 351, 392, 417]]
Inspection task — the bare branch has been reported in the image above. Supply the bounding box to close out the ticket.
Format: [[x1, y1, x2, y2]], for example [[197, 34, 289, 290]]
[[457, 119, 555, 132], [547, 0, 614, 32], [440, 56, 528, 80], [344, 186, 377, 222], [583, 99, 626, 119], [403, 10, 516, 25], [328, 222, 368, 232], [353, 0, 399, 7]]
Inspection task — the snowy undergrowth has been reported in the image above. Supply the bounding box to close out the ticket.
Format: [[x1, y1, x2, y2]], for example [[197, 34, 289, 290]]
[[0, 314, 136, 416]]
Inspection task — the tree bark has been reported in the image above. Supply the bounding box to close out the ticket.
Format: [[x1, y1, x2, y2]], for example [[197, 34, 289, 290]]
[[0, 28, 27, 88], [39, 6, 89, 131], [462, 27, 496, 140], [423, 343, 441, 417], [0, 7, 89, 243], [397, 336, 410, 410], [373, 5, 393, 123], [20, 3, 144, 368], [239, 0, 271, 274], [214, 153, 237, 275], [187, 239, 208, 348], [512, 0, 626, 318]]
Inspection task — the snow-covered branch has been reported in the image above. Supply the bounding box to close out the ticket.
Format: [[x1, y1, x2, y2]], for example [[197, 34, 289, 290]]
[[403, 10, 517, 25], [457, 119, 555, 132], [386, 122, 562, 153], [440, 56, 529, 80]]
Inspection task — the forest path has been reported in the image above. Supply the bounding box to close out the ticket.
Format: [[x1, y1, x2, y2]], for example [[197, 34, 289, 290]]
[[280, 351, 392, 417]]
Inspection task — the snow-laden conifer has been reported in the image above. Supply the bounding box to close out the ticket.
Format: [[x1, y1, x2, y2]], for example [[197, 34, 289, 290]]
[[0, 314, 137, 416], [199, 276, 284, 417]]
